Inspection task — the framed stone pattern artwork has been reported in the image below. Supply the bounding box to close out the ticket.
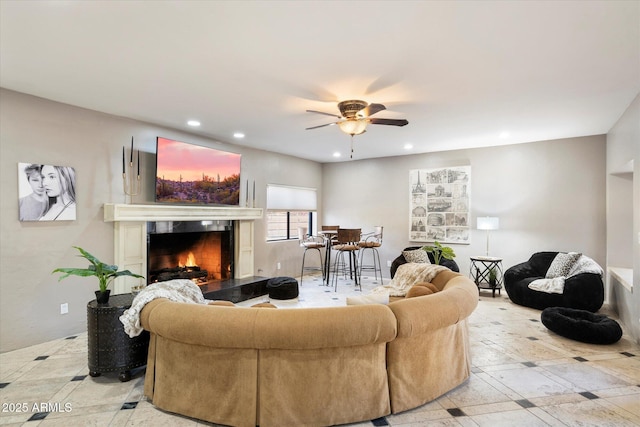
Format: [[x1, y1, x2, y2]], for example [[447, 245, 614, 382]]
[[18, 162, 77, 221], [409, 166, 470, 243]]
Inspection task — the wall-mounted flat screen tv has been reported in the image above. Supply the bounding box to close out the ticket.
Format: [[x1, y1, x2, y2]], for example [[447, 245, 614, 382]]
[[155, 137, 241, 205]]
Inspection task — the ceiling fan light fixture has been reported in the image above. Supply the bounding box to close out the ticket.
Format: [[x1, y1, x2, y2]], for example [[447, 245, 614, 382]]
[[338, 119, 367, 135]]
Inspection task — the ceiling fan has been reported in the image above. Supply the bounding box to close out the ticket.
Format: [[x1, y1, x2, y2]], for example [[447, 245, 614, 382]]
[[306, 100, 409, 159], [306, 99, 408, 136]]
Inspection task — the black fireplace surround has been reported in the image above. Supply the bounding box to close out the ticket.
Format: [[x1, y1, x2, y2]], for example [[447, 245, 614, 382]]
[[147, 220, 268, 302]]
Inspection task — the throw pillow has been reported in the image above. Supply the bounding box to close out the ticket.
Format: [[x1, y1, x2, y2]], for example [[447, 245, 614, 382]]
[[402, 249, 430, 264], [251, 302, 278, 308], [406, 286, 433, 298], [208, 300, 236, 307], [405, 282, 439, 298], [546, 252, 582, 278], [346, 291, 390, 305], [417, 282, 439, 293]]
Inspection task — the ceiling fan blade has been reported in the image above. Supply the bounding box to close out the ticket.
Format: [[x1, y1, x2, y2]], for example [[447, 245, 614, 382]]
[[306, 109, 342, 119], [359, 103, 386, 117], [369, 118, 409, 127], [306, 122, 337, 130]]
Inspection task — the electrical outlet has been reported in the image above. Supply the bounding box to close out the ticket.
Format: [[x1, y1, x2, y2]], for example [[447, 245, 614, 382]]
[[387, 260, 392, 267], [277, 262, 281, 270], [60, 303, 68, 315]]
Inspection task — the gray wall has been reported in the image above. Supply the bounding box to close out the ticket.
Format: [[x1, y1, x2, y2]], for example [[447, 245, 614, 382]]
[[0, 89, 321, 352], [322, 135, 607, 284], [2, 87, 630, 352], [606, 93, 640, 343]]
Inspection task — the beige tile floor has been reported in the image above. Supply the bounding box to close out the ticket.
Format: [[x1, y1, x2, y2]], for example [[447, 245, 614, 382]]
[[1, 273, 639, 426]]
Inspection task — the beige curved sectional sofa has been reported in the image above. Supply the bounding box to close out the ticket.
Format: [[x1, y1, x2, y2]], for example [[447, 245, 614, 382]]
[[140, 269, 478, 427]]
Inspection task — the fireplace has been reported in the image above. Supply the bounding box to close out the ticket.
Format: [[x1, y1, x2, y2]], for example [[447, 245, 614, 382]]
[[147, 221, 233, 287], [103, 203, 263, 296]]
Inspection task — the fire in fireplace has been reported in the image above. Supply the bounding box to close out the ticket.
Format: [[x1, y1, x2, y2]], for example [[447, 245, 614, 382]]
[[147, 220, 234, 286]]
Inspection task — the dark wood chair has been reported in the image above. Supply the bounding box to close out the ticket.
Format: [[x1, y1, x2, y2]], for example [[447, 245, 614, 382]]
[[332, 228, 362, 291]]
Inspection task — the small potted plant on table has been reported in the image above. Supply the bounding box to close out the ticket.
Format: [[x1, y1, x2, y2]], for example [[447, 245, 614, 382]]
[[52, 246, 144, 304], [489, 267, 498, 288]]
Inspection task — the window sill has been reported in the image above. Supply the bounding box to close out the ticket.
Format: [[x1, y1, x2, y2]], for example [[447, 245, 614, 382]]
[[608, 267, 633, 293]]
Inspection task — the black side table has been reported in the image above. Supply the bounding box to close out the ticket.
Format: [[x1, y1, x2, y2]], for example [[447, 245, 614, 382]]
[[87, 293, 149, 382], [469, 256, 503, 297]]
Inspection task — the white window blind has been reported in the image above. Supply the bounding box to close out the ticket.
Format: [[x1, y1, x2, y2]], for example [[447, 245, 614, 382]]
[[266, 184, 317, 211]]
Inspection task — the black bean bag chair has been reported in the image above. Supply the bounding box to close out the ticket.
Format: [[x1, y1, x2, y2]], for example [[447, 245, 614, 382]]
[[541, 307, 623, 344], [267, 277, 299, 300], [504, 252, 604, 312], [390, 246, 459, 278]]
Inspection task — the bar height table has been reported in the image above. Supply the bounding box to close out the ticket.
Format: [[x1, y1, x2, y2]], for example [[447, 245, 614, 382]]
[[319, 230, 337, 285]]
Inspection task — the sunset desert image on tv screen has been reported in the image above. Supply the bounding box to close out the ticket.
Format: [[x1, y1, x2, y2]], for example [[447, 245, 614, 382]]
[[155, 137, 241, 205]]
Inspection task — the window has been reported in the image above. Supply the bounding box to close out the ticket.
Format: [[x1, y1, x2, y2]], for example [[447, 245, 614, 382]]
[[266, 185, 317, 241], [266, 211, 315, 241]]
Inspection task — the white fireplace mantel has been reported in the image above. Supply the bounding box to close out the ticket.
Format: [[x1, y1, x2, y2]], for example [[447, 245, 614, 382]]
[[103, 203, 263, 222], [103, 203, 263, 294]]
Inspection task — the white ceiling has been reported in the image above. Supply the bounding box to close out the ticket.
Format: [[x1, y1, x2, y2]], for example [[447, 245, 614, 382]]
[[1, 1, 638, 163]]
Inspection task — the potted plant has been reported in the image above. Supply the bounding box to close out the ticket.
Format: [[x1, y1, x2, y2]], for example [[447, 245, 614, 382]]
[[52, 246, 144, 304], [422, 241, 456, 265], [488, 267, 498, 288]]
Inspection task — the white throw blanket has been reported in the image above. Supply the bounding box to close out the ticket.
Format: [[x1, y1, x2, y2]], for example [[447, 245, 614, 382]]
[[527, 255, 603, 294], [527, 276, 566, 294], [372, 263, 448, 297], [567, 255, 604, 278], [119, 279, 206, 337]]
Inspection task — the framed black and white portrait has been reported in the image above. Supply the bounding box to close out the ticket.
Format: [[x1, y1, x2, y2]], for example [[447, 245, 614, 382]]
[[18, 162, 77, 221]]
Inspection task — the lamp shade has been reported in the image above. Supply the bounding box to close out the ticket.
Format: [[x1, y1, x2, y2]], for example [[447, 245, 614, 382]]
[[477, 217, 499, 230], [338, 119, 367, 135]]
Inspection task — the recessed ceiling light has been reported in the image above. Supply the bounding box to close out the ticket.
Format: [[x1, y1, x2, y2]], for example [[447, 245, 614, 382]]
[[233, 132, 245, 139], [499, 131, 510, 139], [333, 152, 341, 158], [404, 143, 413, 150], [187, 120, 201, 127]]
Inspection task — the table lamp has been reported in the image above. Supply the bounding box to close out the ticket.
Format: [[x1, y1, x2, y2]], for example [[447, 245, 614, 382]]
[[477, 217, 499, 256]]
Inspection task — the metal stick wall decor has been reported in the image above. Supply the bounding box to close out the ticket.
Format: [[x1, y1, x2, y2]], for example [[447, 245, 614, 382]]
[[123, 137, 140, 199], [409, 166, 470, 244]]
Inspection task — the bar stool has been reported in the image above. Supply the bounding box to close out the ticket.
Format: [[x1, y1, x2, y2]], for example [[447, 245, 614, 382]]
[[298, 227, 325, 284], [358, 226, 384, 284], [332, 228, 362, 291]]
